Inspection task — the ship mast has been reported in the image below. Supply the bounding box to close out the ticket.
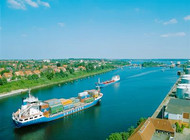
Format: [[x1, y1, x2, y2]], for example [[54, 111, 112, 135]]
[[98, 78, 100, 84], [28, 88, 31, 98]]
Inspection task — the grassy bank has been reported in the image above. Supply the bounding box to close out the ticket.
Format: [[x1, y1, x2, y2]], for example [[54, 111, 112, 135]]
[[0, 68, 114, 94]]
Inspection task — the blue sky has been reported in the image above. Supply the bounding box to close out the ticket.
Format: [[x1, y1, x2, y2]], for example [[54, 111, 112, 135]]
[[0, 0, 190, 59]]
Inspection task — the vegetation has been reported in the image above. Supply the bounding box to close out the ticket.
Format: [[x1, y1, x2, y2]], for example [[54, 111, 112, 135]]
[[142, 61, 164, 67], [0, 68, 113, 93], [107, 117, 146, 140], [0, 78, 7, 85], [137, 117, 146, 125], [0, 59, 130, 94], [181, 61, 190, 69], [175, 122, 185, 133]]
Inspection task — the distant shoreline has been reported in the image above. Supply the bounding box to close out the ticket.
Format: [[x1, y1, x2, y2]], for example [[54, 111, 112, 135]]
[[0, 68, 115, 99]]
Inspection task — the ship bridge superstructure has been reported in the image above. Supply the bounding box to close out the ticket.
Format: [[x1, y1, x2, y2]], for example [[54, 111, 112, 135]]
[[12, 91, 43, 125]]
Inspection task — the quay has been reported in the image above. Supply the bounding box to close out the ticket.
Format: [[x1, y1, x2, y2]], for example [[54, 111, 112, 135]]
[[151, 76, 181, 118]]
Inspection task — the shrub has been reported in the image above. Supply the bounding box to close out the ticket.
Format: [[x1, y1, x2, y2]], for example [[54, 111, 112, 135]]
[[0, 78, 7, 85], [108, 133, 123, 140], [175, 122, 185, 133]]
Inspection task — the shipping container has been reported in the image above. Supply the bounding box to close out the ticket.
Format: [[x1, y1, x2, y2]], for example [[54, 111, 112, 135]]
[[87, 90, 99, 96], [79, 94, 90, 99], [80, 99, 84, 102], [45, 99, 61, 106], [84, 97, 94, 103], [40, 103, 49, 109], [70, 97, 75, 101], [70, 97, 80, 103], [63, 104, 74, 110], [43, 111, 50, 117], [50, 104, 63, 114], [93, 94, 98, 98], [74, 102, 82, 107], [78, 91, 88, 97], [60, 99, 72, 105], [75, 99, 80, 103], [79, 96, 85, 99]]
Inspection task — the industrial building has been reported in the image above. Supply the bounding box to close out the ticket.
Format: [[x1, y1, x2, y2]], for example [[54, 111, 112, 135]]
[[181, 74, 190, 84], [176, 84, 190, 99], [164, 98, 190, 123]]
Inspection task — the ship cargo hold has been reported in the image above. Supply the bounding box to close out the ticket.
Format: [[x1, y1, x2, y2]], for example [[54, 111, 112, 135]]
[[12, 89, 103, 128]]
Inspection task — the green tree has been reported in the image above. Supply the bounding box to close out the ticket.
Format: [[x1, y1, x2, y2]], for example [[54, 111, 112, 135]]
[[46, 72, 54, 80], [120, 132, 129, 140], [60, 70, 67, 78], [137, 117, 146, 126], [57, 63, 61, 67], [40, 72, 44, 77], [175, 122, 183, 133], [108, 133, 123, 140], [31, 74, 39, 80], [0, 78, 7, 85], [11, 75, 16, 80], [127, 126, 135, 135], [68, 68, 74, 74]]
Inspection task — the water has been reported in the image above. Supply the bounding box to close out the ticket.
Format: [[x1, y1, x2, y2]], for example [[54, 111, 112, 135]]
[[0, 66, 180, 140]]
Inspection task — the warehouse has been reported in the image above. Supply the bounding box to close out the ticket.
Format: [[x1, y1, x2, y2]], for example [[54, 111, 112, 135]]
[[164, 98, 190, 123]]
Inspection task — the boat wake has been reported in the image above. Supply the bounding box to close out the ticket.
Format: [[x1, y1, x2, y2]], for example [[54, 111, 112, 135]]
[[127, 70, 159, 79]]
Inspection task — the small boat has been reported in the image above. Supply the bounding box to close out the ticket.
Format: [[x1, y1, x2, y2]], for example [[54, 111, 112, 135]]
[[96, 75, 120, 88]]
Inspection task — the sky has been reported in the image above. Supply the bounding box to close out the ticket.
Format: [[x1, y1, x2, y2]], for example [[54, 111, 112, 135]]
[[0, 0, 190, 59]]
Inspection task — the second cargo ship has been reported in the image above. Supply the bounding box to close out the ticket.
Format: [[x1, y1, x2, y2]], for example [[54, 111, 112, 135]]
[[12, 89, 103, 128], [96, 75, 120, 88]]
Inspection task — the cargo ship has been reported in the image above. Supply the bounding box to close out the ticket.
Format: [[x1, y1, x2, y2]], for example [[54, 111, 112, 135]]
[[96, 75, 120, 88], [12, 89, 103, 128]]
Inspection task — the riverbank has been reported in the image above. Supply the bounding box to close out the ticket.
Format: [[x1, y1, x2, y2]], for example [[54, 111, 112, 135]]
[[151, 76, 181, 118], [0, 68, 115, 98]]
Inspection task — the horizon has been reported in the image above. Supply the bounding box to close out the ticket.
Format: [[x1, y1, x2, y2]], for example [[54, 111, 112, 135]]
[[0, 58, 189, 60], [0, 0, 190, 59]]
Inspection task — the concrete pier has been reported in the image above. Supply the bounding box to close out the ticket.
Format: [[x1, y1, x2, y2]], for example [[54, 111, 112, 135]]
[[151, 77, 181, 118]]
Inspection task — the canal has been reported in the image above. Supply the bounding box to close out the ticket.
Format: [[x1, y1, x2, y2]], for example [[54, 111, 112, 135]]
[[0, 66, 180, 140]]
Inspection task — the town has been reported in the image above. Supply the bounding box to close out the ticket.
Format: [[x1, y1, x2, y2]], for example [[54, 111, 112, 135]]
[[0, 59, 129, 94]]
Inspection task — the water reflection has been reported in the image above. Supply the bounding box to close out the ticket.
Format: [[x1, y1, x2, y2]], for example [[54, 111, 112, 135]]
[[113, 82, 120, 89]]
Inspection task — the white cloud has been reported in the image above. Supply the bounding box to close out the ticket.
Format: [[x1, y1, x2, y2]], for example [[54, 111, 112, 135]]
[[184, 15, 190, 21], [58, 22, 65, 27], [7, 0, 26, 10], [25, 0, 38, 8], [7, 0, 50, 10], [163, 18, 178, 25], [160, 32, 186, 38], [37, 0, 50, 8]]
